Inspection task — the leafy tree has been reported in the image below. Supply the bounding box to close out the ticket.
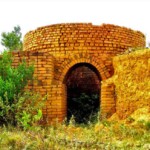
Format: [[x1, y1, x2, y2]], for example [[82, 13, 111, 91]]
[[1, 26, 23, 51]]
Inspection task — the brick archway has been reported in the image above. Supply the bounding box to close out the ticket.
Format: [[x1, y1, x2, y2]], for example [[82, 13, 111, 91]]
[[63, 62, 101, 123], [57, 56, 114, 122], [60, 54, 111, 83]]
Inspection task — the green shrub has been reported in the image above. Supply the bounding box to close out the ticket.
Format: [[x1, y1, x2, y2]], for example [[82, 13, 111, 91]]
[[0, 51, 45, 128], [67, 93, 99, 124], [145, 121, 150, 130], [0, 51, 34, 101], [0, 91, 45, 129]]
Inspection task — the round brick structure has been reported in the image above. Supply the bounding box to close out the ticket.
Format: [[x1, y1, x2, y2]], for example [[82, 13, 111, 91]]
[[14, 23, 145, 124], [24, 23, 145, 53]]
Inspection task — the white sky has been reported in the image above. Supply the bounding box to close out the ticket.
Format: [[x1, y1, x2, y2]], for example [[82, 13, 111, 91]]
[[0, 0, 150, 51]]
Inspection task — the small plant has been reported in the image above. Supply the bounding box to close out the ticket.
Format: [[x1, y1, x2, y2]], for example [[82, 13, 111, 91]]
[[19, 109, 43, 130], [145, 121, 150, 130], [68, 115, 76, 127], [140, 121, 150, 131], [126, 116, 135, 124]]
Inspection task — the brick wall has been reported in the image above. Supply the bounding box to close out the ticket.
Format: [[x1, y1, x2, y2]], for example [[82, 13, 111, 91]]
[[13, 23, 145, 124]]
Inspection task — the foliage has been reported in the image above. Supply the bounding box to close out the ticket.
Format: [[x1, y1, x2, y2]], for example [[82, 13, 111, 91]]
[[19, 109, 42, 130], [67, 93, 99, 124], [0, 51, 34, 102], [1, 25, 23, 51], [0, 120, 149, 150], [0, 92, 45, 129], [0, 51, 44, 128]]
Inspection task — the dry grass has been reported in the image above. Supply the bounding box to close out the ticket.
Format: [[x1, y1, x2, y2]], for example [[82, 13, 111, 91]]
[[0, 110, 150, 150]]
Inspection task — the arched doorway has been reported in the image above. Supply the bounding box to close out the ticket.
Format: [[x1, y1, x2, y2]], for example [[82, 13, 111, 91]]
[[64, 63, 101, 124]]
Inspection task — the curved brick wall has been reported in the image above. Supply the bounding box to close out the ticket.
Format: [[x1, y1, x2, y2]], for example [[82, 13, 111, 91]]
[[18, 23, 146, 124], [23, 23, 145, 54]]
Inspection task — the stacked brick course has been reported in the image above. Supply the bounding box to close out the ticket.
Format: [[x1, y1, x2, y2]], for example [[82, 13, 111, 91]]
[[13, 23, 145, 124]]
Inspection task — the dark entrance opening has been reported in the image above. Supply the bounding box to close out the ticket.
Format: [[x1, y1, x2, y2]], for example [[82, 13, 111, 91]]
[[65, 63, 101, 124]]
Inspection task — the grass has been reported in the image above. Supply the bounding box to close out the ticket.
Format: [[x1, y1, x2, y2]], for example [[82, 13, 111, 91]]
[[0, 119, 150, 150]]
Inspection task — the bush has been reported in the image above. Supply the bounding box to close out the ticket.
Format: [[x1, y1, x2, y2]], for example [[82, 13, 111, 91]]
[[0, 92, 45, 129], [67, 93, 99, 124], [0, 51, 33, 100], [0, 51, 44, 128]]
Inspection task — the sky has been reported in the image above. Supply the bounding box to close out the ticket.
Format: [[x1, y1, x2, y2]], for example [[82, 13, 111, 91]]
[[0, 0, 150, 51]]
